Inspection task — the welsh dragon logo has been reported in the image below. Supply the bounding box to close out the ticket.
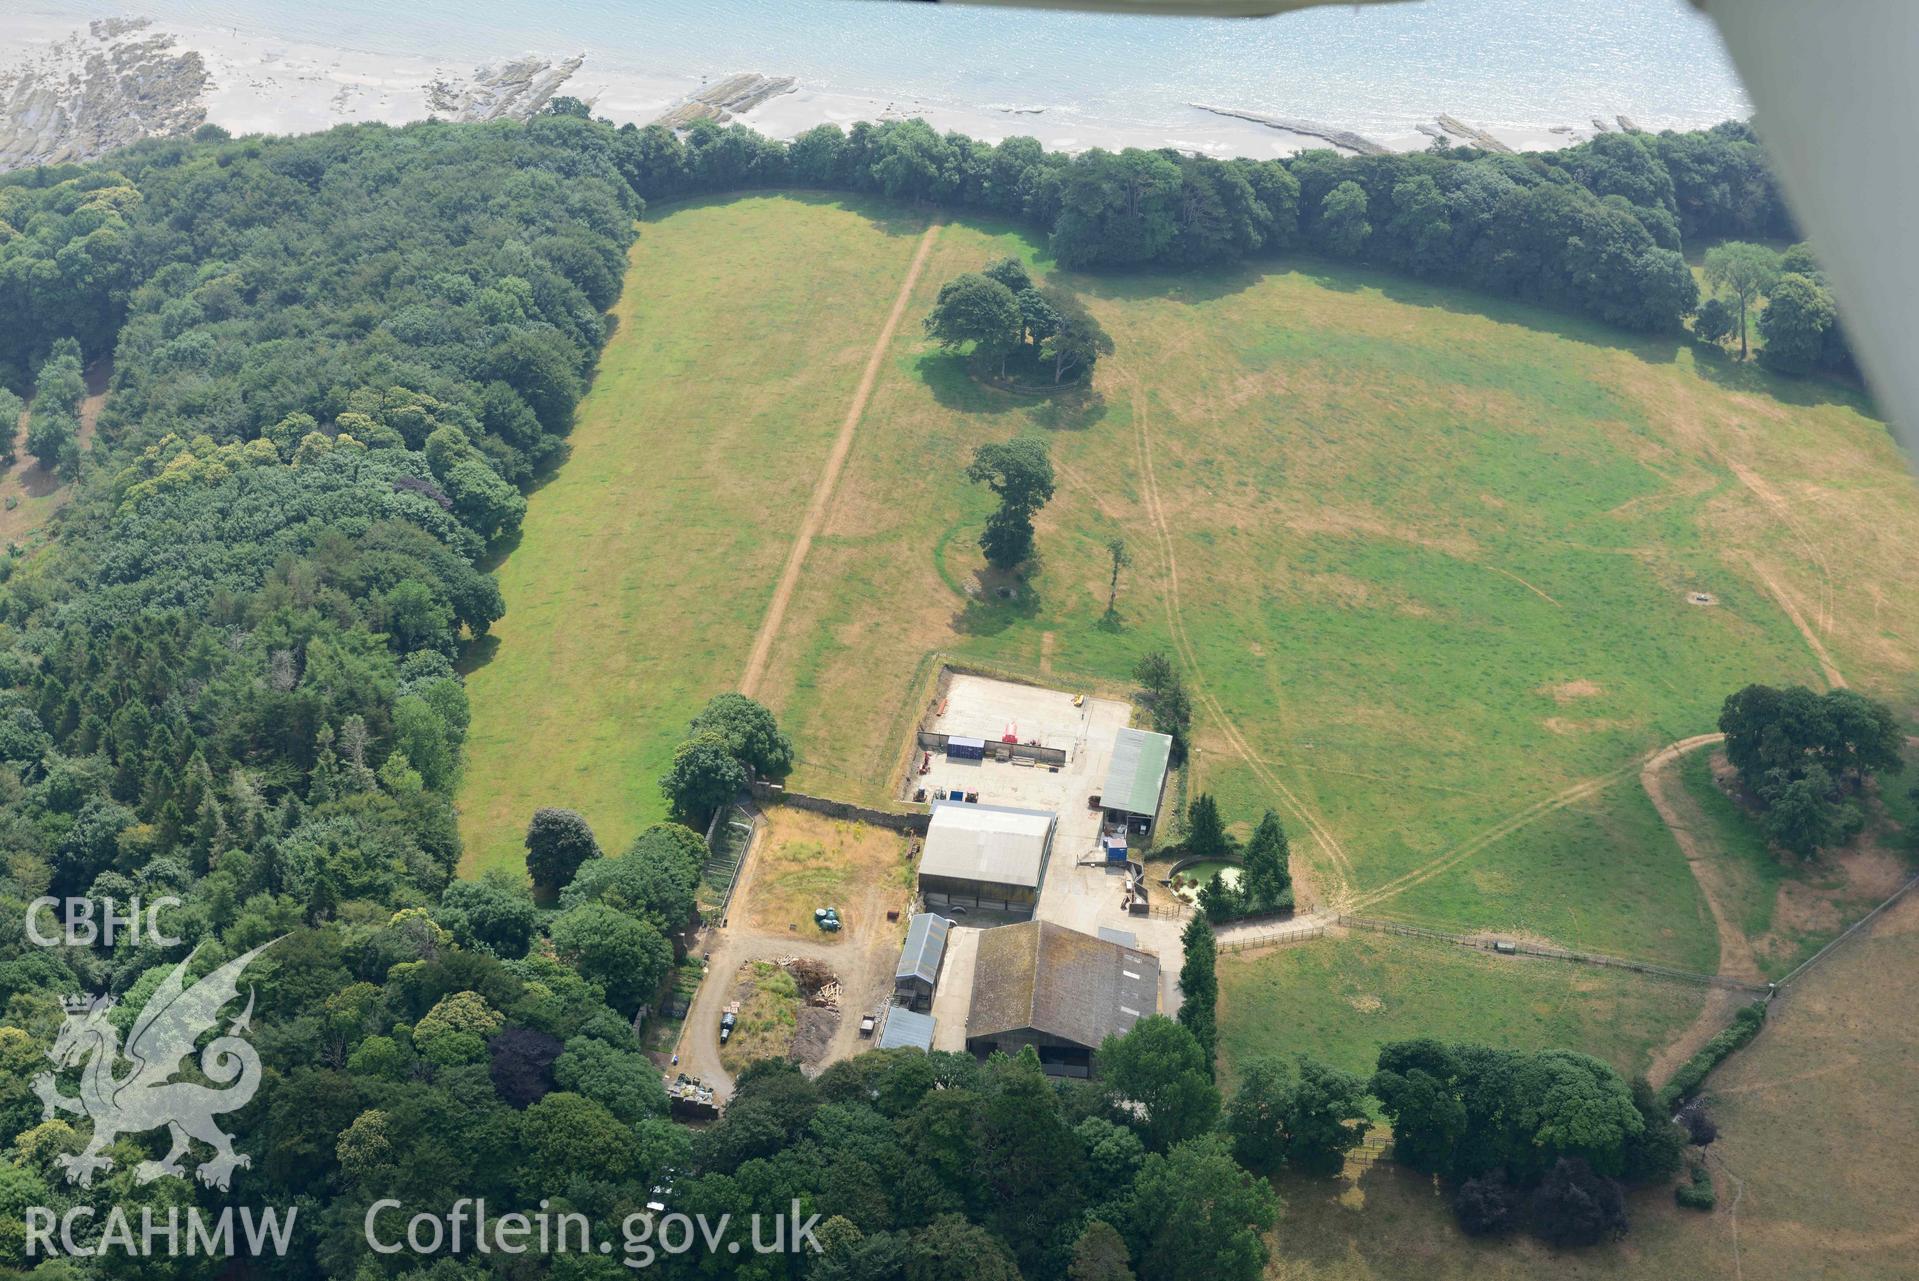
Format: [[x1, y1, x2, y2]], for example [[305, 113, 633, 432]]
[[32, 941, 277, 1190]]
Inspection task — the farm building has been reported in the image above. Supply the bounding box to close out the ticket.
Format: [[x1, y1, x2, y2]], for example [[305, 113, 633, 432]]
[[877, 1005, 936, 1052], [894, 912, 952, 1010], [964, 920, 1160, 1077], [916, 801, 1057, 919], [1100, 727, 1173, 836]]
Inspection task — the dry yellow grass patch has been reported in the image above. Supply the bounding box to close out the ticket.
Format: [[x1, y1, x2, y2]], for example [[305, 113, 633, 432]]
[[741, 808, 911, 943]]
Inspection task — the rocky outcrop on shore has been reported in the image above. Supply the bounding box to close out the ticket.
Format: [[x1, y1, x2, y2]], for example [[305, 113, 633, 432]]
[[0, 19, 208, 171], [1435, 114, 1514, 154], [425, 54, 587, 122], [1189, 103, 1388, 155], [654, 73, 798, 130]]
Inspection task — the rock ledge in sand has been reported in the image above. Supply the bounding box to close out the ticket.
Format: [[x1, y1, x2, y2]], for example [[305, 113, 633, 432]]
[[0, 19, 209, 170], [654, 73, 798, 130], [426, 55, 587, 123]]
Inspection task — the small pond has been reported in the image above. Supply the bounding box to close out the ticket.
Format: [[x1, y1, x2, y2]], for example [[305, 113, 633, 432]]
[[1166, 861, 1241, 902]]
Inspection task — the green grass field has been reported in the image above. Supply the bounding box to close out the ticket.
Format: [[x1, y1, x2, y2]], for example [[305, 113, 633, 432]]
[[456, 196, 931, 874], [1215, 932, 1708, 1088], [450, 189, 1919, 1281], [461, 192, 1919, 970]]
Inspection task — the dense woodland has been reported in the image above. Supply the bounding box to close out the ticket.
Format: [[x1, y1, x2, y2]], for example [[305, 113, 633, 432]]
[[0, 104, 1850, 1277]]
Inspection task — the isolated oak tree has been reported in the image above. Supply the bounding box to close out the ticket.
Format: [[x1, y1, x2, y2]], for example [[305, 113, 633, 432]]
[[1105, 537, 1131, 615], [524, 806, 600, 898], [966, 435, 1055, 570]]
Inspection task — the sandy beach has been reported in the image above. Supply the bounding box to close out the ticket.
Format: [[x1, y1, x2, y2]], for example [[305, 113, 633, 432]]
[[2, 11, 1604, 173]]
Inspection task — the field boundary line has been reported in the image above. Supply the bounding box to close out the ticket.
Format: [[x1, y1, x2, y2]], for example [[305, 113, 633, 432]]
[[1773, 869, 1919, 990], [739, 220, 941, 697]]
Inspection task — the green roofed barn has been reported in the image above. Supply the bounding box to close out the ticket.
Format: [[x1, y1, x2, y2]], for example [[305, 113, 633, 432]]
[[1100, 727, 1173, 836]]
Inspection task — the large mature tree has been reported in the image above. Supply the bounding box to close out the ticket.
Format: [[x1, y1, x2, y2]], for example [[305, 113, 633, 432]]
[[439, 871, 538, 957], [1386, 174, 1454, 275], [1702, 240, 1781, 358], [689, 691, 795, 778], [549, 902, 673, 1016], [523, 807, 601, 898], [1099, 1015, 1220, 1150], [966, 435, 1056, 570], [1762, 767, 1862, 858], [659, 729, 748, 826], [982, 255, 1033, 295], [1757, 272, 1838, 375], [924, 272, 1023, 372], [1128, 1134, 1279, 1281], [1530, 1156, 1629, 1248], [25, 340, 85, 479], [1017, 286, 1061, 352], [1051, 147, 1183, 268], [1718, 683, 1902, 856], [1693, 295, 1737, 347], [1041, 286, 1114, 384], [561, 821, 704, 933], [553, 1035, 672, 1123], [1317, 180, 1372, 258], [1225, 1055, 1368, 1176], [1370, 1039, 1470, 1176], [1281, 1057, 1371, 1175], [515, 1092, 640, 1192], [1223, 1056, 1294, 1176], [487, 1026, 564, 1108]]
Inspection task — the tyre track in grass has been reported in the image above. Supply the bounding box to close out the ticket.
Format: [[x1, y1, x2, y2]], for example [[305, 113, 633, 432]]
[[1348, 733, 1729, 917], [1119, 368, 1357, 904], [738, 221, 941, 698]]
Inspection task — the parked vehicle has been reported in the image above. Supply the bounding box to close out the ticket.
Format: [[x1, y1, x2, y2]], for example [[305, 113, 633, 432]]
[[859, 1012, 877, 1037], [719, 1010, 737, 1043]]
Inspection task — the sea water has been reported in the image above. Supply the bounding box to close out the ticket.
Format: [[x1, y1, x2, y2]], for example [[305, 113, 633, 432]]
[[18, 0, 1750, 138]]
